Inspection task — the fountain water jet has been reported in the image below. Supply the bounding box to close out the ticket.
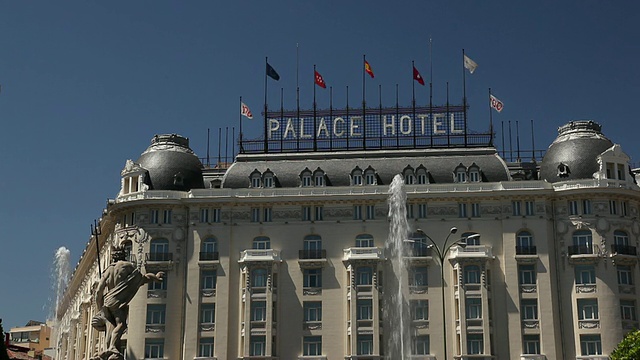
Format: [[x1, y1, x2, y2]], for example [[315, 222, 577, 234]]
[[49, 247, 71, 324], [386, 174, 412, 358]]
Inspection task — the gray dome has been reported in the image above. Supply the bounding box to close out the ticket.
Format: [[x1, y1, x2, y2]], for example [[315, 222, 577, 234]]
[[136, 134, 205, 191], [540, 121, 613, 183]]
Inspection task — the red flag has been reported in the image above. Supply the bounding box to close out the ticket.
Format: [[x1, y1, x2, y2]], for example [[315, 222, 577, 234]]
[[315, 70, 326, 88], [364, 60, 375, 78], [413, 66, 425, 86], [490, 95, 504, 113], [241, 102, 253, 119]]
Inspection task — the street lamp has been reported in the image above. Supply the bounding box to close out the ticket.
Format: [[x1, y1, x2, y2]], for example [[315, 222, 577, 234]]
[[408, 227, 480, 360]]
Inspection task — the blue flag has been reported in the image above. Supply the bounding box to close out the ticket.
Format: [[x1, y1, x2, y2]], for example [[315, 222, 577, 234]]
[[266, 62, 280, 81]]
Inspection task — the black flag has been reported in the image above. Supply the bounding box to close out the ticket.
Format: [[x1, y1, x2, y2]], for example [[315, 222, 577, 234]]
[[266, 62, 280, 81]]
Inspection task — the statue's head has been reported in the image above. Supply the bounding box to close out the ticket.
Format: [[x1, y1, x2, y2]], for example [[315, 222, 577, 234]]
[[111, 245, 127, 262]]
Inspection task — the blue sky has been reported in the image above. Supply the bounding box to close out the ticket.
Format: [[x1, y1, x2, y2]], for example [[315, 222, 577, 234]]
[[1, 1, 639, 329]]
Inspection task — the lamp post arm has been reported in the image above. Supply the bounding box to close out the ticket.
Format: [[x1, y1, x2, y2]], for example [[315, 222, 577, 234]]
[[424, 235, 444, 261]]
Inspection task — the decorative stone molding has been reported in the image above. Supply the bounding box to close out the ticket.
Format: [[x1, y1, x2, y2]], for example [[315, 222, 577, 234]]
[[575, 285, 597, 293], [578, 320, 600, 329]]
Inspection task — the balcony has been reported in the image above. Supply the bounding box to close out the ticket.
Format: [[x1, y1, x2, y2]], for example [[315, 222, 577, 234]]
[[298, 249, 328, 268], [610, 244, 638, 265], [568, 245, 595, 256], [343, 247, 384, 262], [516, 246, 537, 255], [449, 245, 494, 260], [239, 249, 280, 263], [568, 245, 599, 264], [145, 252, 173, 271], [520, 356, 545, 360], [199, 251, 220, 269], [405, 247, 433, 264], [146, 252, 173, 261]]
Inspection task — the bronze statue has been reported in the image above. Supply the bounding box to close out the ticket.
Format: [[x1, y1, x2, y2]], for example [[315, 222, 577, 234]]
[[91, 246, 164, 360]]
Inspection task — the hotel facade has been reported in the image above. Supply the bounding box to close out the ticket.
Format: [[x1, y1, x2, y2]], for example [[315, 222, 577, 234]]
[[56, 119, 640, 360]]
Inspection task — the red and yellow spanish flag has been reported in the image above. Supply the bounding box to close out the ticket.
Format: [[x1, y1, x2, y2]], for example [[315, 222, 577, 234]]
[[364, 60, 374, 78]]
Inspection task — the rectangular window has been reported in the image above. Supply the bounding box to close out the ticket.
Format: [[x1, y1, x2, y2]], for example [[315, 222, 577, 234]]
[[162, 209, 172, 224], [583, 199, 592, 215], [201, 270, 217, 291], [580, 334, 602, 355], [200, 208, 209, 223], [467, 334, 483, 355], [569, 200, 579, 215], [471, 203, 480, 217], [356, 266, 373, 285], [459, 203, 467, 218], [621, 300, 637, 321], [578, 299, 599, 320], [303, 336, 322, 356], [618, 265, 633, 285], [523, 335, 540, 354], [464, 266, 481, 284], [466, 298, 482, 319], [251, 301, 267, 322], [352, 174, 362, 185], [302, 206, 312, 221], [211, 208, 221, 223], [250, 208, 260, 222], [357, 299, 373, 320], [618, 163, 626, 180], [249, 336, 266, 356], [418, 204, 427, 218], [518, 265, 536, 285], [521, 299, 538, 320], [622, 201, 629, 216], [353, 205, 363, 220], [357, 335, 373, 355], [366, 205, 375, 220], [303, 268, 322, 288], [314, 206, 323, 221], [413, 335, 430, 355], [411, 300, 429, 321], [150, 209, 159, 224], [575, 265, 596, 285], [610, 200, 618, 215], [198, 337, 214, 358], [303, 301, 322, 322], [200, 304, 215, 324], [512, 201, 522, 216], [149, 276, 167, 291], [263, 207, 272, 222], [144, 339, 164, 359], [146, 304, 166, 325], [315, 174, 325, 186], [525, 201, 535, 216], [406, 204, 414, 219], [410, 266, 428, 287]]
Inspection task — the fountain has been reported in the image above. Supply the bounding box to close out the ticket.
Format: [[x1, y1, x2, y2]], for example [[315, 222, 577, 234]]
[[50, 247, 71, 322], [386, 174, 412, 358]]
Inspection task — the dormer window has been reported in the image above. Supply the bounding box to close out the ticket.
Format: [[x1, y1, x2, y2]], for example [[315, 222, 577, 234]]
[[301, 169, 313, 187], [250, 170, 262, 188], [416, 166, 429, 185], [403, 166, 415, 185], [314, 169, 325, 187], [120, 159, 147, 195], [364, 167, 377, 185], [468, 164, 481, 182], [557, 163, 570, 178], [263, 170, 275, 188], [455, 164, 467, 183], [173, 172, 184, 186], [351, 167, 363, 186]]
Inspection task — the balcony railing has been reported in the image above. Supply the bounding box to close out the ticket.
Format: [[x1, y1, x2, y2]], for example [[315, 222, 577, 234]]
[[299, 249, 327, 259], [611, 244, 637, 256], [407, 247, 432, 257], [200, 251, 220, 261], [146, 252, 173, 261], [343, 247, 384, 261], [568, 245, 595, 256], [239, 249, 280, 262], [515, 246, 537, 255], [449, 245, 493, 259]]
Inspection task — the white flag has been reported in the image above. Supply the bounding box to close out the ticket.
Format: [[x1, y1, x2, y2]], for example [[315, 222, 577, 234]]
[[464, 54, 478, 74], [490, 94, 504, 113], [241, 102, 253, 119]]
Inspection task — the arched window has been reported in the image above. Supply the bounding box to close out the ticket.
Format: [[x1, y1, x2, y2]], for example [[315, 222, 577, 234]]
[[403, 166, 416, 185], [262, 169, 275, 188], [201, 237, 218, 260], [355, 234, 374, 248], [364, 167, 377, 185], [351, 167, 363, 186], [454, 164, 467, 183], [314, 169, 325, 187], [250, 170, 262, 188], [149, 238, 170, 261], [303, 235, 322, 259], [408, 232, 429, 256], [464, 265, 481, 284], [251, 268, 268, 287], [516, 231, 535, 255], [416, 166, 429, 185], [121, 240, 133, 262], [614, 230, 629, 246], [462, 232, 480, 246], [468, 164, 481, 182], [300, 168, 312, 187], [253, 236, 271, 249], [571, 230, 593, 255]]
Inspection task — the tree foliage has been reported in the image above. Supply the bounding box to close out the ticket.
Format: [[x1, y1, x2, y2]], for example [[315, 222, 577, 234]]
[[611, 329, 640, 360], [0, 319, 10, 360]]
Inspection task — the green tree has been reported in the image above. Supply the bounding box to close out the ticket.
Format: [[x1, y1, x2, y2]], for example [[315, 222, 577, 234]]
[[611, 329, 640, 360], [0, 318, 10, 360]]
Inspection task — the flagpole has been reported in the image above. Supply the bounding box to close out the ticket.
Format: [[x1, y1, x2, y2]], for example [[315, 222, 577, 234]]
[[264, 57, 269, 153], [362, 54, 367, 150], [313, 64, 317, 151], [330, 86, 333, 151], [531, 119, 536, 161], [346, 85, 350, 150], [218, 128, 221, 165], [239, 96, 243, 154], [446, 81, 450, 147], [516, 120, 521, 162], [501, 121, 505, 159], [207, 128, 211, 165], [296, 43, 300, 152], [429, 37, 433, 147], [280, 88, 284, 152], [412, 60, 416, 148], [462, 48, 468, 147], [379, 84, 382, 149], [396, 83, 399, 149], [232, 127, 235, 158], [488, 88, 493, 147], [509, 120, 513, 162]]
